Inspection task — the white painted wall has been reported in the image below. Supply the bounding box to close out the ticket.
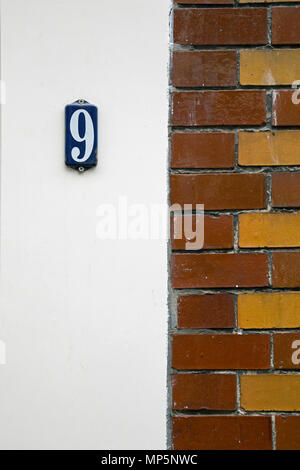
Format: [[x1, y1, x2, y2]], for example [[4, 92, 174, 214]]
[[0, 0, 169, 449]]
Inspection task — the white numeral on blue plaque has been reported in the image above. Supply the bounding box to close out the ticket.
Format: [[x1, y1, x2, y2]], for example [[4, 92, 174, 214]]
[[70, 110, 94, 163], [65, 100, 98, 171]]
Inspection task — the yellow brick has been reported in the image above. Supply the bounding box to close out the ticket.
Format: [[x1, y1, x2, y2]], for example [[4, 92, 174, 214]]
[[241, 375, 300, 411], [239, 213, 300, 247], [239, 131, 300, 166], [240, 50, 300, 85], [238, 293, 300, 329]]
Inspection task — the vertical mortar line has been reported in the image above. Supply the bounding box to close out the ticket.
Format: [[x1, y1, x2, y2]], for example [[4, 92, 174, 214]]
[[233, 215, 239, 253], [234, 123, 241, 415], [266, 160, 272, 401], [268, 5, 273, 448], [267, 6, 272, 48], [268, 251, 273, 289], [272, 415, 276, 450], [233, 132, 239, 251], [266, 172, 272, 212], [268, 4, 274, 450], [234, 11, 241, 415], [236, 372, 242, 414], [266, 90, 273, 130], [236, 49, 240, 89], [234, 291, 242, 414], [234, 290, 242, 415], [234, 132, 239, 169], [270, 329, 274, 370], [233, 293, 238, 333]]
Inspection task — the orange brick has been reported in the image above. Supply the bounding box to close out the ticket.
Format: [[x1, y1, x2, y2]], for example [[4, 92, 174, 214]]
[[238, 293, 300, 329], [239, 131, 300, 166], [239, 213, 300, 247], [240, 50, 300, 85], [241, 375, 300, 411]]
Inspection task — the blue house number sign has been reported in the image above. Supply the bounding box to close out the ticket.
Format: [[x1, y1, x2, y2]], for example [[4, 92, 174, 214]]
[[65, 99, 98, 172]]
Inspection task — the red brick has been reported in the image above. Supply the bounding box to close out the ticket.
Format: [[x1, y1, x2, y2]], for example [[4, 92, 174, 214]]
[[173, 416, 272, 450], [274, 333, 300, 370], [171, 132, 235, 169], [173, 9, 267, 45], [172, 334, 270, 370], [272, 7, 300, 45], [172, 91, 266, 126], [171, 215, 234, 250], [172, 374, 236, 410], [272, 90, 300, 126], [276, 416, 300, 450], [177, 294, 235, 329], [272, 252, 300, 288], [272, 173, 300, 208], [170, 174, 266, 210], [172, 253, 268, 288], [172, 51, 236, 88]]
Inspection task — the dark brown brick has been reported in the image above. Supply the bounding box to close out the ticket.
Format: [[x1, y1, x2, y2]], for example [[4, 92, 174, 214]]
[[272, 252, 300, 288], [172, 51, 236, 88], [172, 374, 236, 410], [276, 416, 300, 450], [171, 215, 234, 250], [170, 174, 266, 210], [171, 132, 235, 169], [173, 416, 272, 450], [272, 7, 300, 45], [274, 333, 300, 370], [172, 91, 266, 126], [272, 90, 300, 126], [272, 172, 300, 208], [177, 294, 235, 329], [172, 334, 270, 370], [174, 9, 267, 45], [172, 253, 269, 288]]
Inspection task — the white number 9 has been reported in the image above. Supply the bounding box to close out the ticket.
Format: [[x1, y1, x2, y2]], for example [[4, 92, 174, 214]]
[[70, 110, 94, 162]]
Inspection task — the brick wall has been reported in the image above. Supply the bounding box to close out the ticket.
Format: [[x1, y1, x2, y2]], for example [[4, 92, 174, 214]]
[[169, 0, 300, 450]]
